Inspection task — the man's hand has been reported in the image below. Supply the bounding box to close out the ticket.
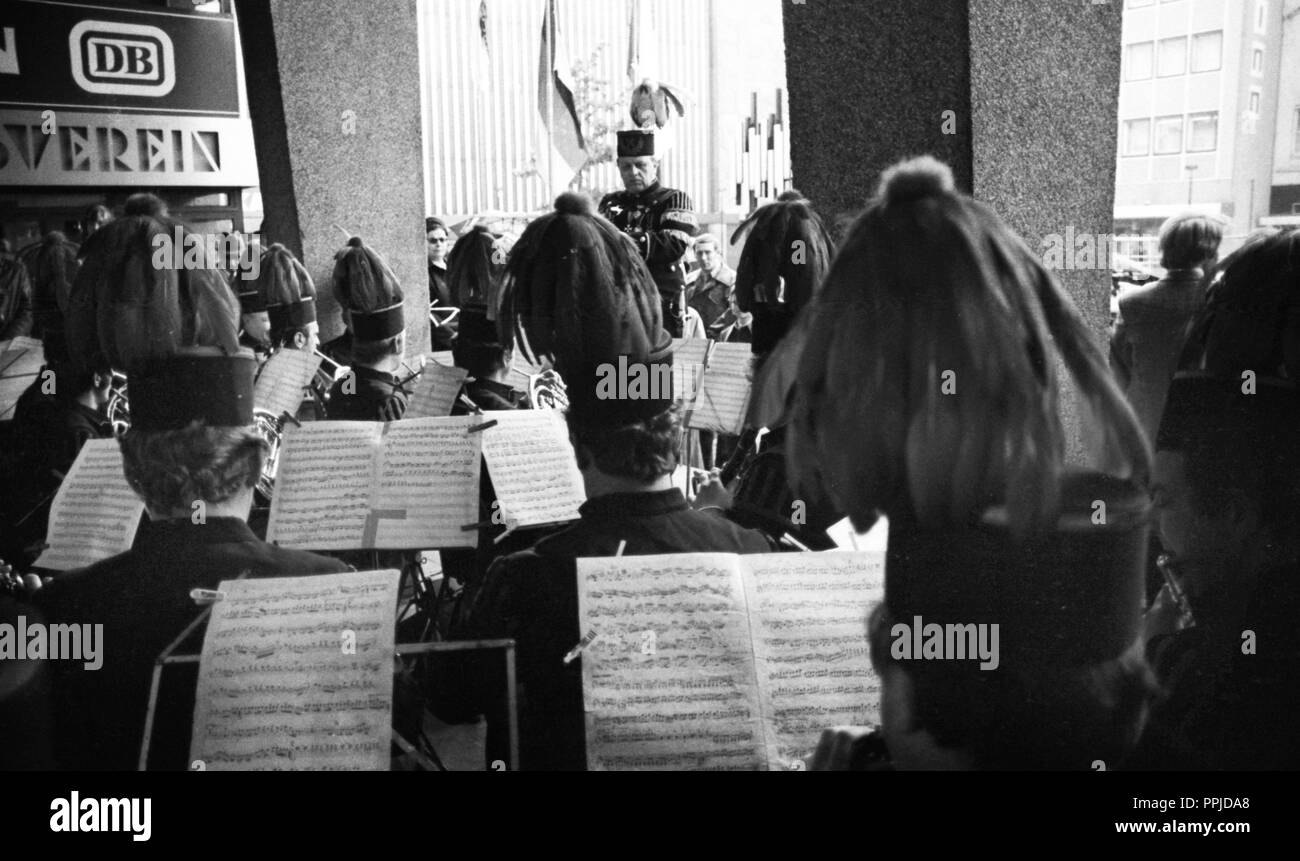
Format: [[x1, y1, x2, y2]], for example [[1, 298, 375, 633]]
[[692, 473, 733, 511], [810, 726, 877, 771]]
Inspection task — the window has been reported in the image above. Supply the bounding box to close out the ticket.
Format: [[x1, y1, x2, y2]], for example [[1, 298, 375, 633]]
[[1248, 88, 1262, 116], [1157, 37, 1188, 77], [1190, 31, 1222, 72], [1252, 47, 1265, 76], [1256, 0, 1269, 34], [1122, 119, 1152, 156], [1188, 113, 1218, 152], [1154, 116, 1184, 153], [1125, 42, 1154, 80]]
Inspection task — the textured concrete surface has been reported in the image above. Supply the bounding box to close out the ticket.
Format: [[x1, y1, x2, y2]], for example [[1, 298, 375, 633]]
[[783, 0, 973, 234], [237, 0, 430, 351], [784, 0, 1124, 465]]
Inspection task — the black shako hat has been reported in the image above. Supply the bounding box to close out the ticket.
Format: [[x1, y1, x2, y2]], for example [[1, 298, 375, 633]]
[[885, 470, 1150, 670], [500, 192, 674, 425], [128, 351, 257, 432], [617, 129, 655, 159], [332, 237, 405, 342]]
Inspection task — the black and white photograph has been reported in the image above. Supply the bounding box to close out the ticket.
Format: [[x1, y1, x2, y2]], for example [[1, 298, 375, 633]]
[[0, 0, 1295, 841]]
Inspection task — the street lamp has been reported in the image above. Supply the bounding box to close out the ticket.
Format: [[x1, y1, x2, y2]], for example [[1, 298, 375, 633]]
[[1185, 164, 1199, 205]]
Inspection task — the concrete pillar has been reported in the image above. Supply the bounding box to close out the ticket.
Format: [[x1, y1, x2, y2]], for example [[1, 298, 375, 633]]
[[236, 0, 430, 352], [783, 0, 1123, 464]]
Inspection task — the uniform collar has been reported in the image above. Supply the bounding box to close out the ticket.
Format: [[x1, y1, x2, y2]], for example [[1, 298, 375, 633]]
[[578, 488, 689, 519], [352, 364, 400, 386], [139, 516, 259, 546]]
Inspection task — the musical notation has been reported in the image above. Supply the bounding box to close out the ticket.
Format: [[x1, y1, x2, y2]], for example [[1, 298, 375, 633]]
[[253, 348, 322, 418], [265, 418, 481, 550], [577, 551, 884, 771], [190, 569, 401, 771], [405, 363, 469, 419], [686, 342, 753, 435], [34, 439, 144, 571], [479, 410, 585, 528], [0, 336, 45, 421]]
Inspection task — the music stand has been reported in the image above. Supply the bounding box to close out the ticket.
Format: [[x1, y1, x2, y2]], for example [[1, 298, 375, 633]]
[[141, 611, 519, 772]]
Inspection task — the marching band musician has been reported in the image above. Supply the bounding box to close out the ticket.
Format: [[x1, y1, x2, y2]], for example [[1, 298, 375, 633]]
[[457, 192, 773, 770], [327, 237, 410, 422], [598, 129, 699, 338], [447, 226, 522, 413], [254, 243, 321, 355], [33, 198, 347, 770]]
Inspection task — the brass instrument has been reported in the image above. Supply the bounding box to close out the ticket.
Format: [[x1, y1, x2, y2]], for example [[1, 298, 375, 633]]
[[252, 407, 295, 500], [309, 348, 350, 419], [106, 371, 130, 437]]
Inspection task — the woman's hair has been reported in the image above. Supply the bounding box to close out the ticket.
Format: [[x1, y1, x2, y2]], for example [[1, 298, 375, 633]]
[[1159, 213, 1224, 270], [119, 422, 267, 513], [867, 603, 1156, 770], [425, 217, 448, 235], [566, 405, 681, 483], [787, 156, 1147, 534]]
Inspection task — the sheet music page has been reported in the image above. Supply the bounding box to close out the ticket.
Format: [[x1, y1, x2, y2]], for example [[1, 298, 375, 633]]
[[687, 342, 752, 434], [266, 422, 381, 549], [404, 363, 468, 419], [672, 338, 710, 405], [426, 350, 455, 367], [577, 554, 767, 771], [369, 417, 481, 549], [189, 569, 400, 771], [480, 410, 585, 527], [34, 439, 144, 571], [253, 348, 321, 418], [742, 551, 885, 769], [0, 336, 46, 420]]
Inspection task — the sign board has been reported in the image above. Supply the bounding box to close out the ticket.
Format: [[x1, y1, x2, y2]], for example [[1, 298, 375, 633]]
[[0, 0, 257, 187]]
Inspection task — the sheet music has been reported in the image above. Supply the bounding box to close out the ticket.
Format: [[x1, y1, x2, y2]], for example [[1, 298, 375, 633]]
[[744, 551, 885, 768], [266, 423, 382, 549], [0, 336, 45, 421], [672, 338, 710, 404], [190, 569, 400, 771], [480, 410, 585, 528], [253, 348, 321, 419], [266, 419, 481, 550], [427, 351, 455, 367], [688, 342, 752, 434], [577, 554, 768, 771], [34, 439, 144, 571], [369, 417, 481, 549], [404, 362, 468, 419]]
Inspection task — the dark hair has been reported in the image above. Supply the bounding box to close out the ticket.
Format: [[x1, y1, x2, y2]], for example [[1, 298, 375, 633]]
[[867, 603, 1155, 769], [426, 217, 448, 235], [448, 225, 506, 310], [119, 422, 266, 513], [333, 237, 404, 314], [1159, 214, 1224, 270], [566, 405, 681, 482]]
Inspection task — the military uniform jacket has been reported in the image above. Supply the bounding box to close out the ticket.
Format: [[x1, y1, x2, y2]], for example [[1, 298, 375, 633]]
[[598, 182, 698, 297], [34, 517, 349, 770], [689, 265, 736, 328], [327, 364, 409, 422], [458, 489, 775, 769]]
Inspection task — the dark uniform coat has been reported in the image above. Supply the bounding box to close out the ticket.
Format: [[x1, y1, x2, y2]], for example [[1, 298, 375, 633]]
[[598, 182, 698, 337], [457, 489, 775, 769], [327, 364, 409, 422], [34, 517, 348, 770]]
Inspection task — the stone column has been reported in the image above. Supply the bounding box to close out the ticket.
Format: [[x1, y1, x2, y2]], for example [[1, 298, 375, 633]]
[[783, 0, 1123, 463], [236, 0, 430, 352]]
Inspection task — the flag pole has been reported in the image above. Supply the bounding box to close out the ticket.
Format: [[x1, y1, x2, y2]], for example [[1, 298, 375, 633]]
[[545, 0, 556, 199]]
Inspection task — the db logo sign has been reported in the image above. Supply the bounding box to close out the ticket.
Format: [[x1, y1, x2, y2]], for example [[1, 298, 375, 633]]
[[69, 20, 175, 96]]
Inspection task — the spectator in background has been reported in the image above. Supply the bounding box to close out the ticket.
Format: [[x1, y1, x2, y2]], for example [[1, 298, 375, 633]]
[[80, 204, 113, 244], [688, 233, 734, 330], [1109, 213, 1224, 446], [0, 244, 34, 340], [426, 216, 456, 350]]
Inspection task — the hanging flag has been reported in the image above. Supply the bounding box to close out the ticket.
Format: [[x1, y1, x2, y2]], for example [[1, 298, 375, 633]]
[[474, 0, 491, 93], [538, 0, 586, 188]]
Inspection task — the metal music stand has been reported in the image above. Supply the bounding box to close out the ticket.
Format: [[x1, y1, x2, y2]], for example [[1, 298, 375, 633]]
[[140, 611, 519, 772]]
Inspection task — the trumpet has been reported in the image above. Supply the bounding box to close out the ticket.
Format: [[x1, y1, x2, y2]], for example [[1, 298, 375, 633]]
[[309, 349, 351, 418], [106, 371, 130, 436], [252, 407, 297, 500]]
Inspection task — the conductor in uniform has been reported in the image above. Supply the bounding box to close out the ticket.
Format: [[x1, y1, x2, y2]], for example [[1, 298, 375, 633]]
[[598, 129, 699, 338]]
